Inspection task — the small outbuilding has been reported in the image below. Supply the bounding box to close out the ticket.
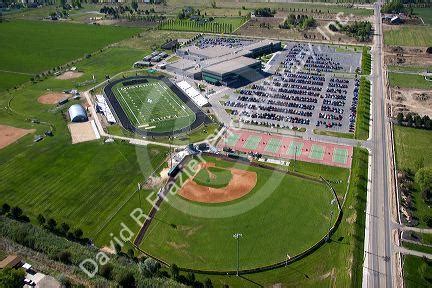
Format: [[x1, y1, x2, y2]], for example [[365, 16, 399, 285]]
[[68, 104, 88, 122]]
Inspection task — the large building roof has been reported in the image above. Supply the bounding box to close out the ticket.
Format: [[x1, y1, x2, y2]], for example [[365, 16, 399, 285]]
[[203, 56, 260, 75]]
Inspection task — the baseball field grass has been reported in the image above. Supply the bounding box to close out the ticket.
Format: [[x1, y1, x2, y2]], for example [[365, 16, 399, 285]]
[[139, 155, 339, 271], [403, 255, 432, 288], [384, 26, 432, 47], [0, 20, 140, 91], [193, 166, 233, 188], [112, 79, 196, 132], [388, 72, 432, 90]]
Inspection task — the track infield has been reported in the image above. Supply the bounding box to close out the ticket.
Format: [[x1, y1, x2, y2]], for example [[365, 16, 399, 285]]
[[219, 129, 352, 168]]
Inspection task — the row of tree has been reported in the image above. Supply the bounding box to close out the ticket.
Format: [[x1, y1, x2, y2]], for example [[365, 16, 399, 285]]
[[160, 19, 235, 34], [396, 112, 432, 130], [254, 7, 276, 17]]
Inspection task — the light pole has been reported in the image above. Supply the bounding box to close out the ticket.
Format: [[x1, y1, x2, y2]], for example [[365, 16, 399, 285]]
[[233, 233, 242, 276], [285, 253, 291, 266]]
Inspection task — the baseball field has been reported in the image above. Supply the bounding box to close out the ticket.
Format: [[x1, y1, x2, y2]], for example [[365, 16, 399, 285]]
[[111, 79, 196, 133], [139, 155, 340, 271]]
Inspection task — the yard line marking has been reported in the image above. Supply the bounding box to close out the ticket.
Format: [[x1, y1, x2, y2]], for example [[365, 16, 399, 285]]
[[117, 88, 141, 125]]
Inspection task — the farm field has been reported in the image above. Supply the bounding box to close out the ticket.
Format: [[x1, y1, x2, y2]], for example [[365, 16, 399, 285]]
[[0, 20, 140, 90], [112, 79, 196, 132], [0, 71, 30, 92], [140, 155, 340, 271], [160, 17, 245, 33], [388, 72, 432, 89], [384, 26, 432, 47], [403, 255, 432, 288]]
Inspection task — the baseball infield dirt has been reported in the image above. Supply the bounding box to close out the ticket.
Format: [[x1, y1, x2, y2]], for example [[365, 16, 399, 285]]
[[55, 71, 83, 80], [179, 162, 257, 203], [38, 92, 66, 104], [0, 125, 35, 149]]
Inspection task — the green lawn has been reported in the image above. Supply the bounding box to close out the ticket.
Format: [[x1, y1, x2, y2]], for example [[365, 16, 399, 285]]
[[388, 72, 432, 89], [403, 241, 432, 255], [384, 26, 432, 47], [355, 77, 371, 140], [112, 79, 196, 132], [140, 155, 339, 271], [0, 20, 140, 90], [414, 8, 432, 25], [313, 129, 354, 139], [394, 126, 432, 227], [388, 65, 432, 73], [160, 17, 245, 33], [361, 47, 371, 75], [193, 166, 233, 188], [0, 71, 30, 92], [403, 255, 432, 288]]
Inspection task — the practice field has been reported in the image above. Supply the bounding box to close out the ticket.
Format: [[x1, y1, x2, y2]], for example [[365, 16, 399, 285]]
[[112, 79, 196, 133], [140, 155, 338, 271], [384, 26, 432, 47]]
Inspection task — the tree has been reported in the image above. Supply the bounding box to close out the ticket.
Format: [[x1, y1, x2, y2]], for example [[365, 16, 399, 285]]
[[47, 218, 57, 231], [396, 112, 404, 125], [99, 264, 113, 280], [73, 228, 83, 239], [37, 214, 46, 226], [9, 206, 23, 220], [0, 268, 26, 288], [131, 0, 138, 12], [114, 243, 122, 254], [57, 251, 72, 264], [415, 167, 432, 193], [170, 264, 179, 280], [0, 203, 10, 215], [60, 222, 70, 235], [205, 278, 214, 288], [117, 271, 135, 288], [143, 258, 161, 275]]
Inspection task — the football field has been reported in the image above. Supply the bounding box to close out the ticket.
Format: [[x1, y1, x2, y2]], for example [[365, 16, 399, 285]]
[[113, 79, 196, 133]]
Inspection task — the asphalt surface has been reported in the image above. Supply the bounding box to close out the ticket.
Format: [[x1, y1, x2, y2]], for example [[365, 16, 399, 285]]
[[363, 2, 394, 287]]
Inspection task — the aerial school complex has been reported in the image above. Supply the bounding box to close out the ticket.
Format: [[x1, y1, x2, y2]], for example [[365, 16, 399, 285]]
[[89, 34, 364, 274]]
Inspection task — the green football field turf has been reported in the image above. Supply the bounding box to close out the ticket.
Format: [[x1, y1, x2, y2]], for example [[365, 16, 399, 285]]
[[112, 79, 196, 133], [139, 155, 338, 271]]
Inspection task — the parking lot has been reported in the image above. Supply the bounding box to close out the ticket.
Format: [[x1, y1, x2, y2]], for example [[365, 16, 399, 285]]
[[224, 43, 362, 133]]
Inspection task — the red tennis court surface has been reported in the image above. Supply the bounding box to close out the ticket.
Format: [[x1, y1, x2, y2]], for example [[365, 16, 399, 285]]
[[218, 129, 353, 168]]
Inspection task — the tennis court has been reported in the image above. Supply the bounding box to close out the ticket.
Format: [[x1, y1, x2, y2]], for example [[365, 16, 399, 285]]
[[218, 129, 353, 168]]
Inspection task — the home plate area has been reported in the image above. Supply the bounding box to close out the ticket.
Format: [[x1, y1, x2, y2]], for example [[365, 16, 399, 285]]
[[219, 129, 353, 168]]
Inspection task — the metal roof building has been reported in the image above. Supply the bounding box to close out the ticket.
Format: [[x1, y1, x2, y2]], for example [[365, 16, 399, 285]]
[[68, 104, 88, 122]]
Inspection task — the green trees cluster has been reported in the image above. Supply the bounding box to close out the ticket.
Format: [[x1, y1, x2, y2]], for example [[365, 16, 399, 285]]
[[342, 21, 373, 42], [0, 268, 25, 288], [254, 7, 276, 17], [361, 47, 371, 75], [160, 19, 234, 34], [396, 112, 432, 130], [279, 14, 316, 29], [381, 0, 406, 14], [0, 203, 29, 222]]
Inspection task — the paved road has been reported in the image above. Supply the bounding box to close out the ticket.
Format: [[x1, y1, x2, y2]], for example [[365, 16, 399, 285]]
[[363, 2, 394, 288]]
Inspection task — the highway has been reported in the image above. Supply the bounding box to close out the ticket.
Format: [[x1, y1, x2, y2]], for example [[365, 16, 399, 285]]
[[363, 2, 395, 287]]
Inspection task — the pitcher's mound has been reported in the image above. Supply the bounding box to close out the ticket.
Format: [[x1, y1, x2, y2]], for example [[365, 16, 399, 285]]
[[179, 163, 257, 203], [38, 92, 66, 105], [56, 71, 83, 80]]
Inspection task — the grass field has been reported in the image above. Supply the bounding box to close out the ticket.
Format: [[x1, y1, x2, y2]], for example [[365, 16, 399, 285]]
[[414, 8, 432, 25], [394, 126, 432, 227], [193, 166, 233, 188], [388, 72, 432, 89], [313, 129, 354, 139], [0, 20, 140, 91], [112, 79, 196, 132], [160, 17, 246, 33], [140, 155, 339, 271], [384, 26, 432, 47], [403, 255, 432, 288], [403, 241, 432, 255]]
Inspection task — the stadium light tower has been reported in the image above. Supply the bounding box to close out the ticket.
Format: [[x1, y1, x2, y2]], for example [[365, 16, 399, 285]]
[[233, 233, 242, 276]]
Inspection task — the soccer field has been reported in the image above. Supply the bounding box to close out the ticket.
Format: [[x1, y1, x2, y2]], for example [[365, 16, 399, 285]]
[[113, 79, 196, 133]]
